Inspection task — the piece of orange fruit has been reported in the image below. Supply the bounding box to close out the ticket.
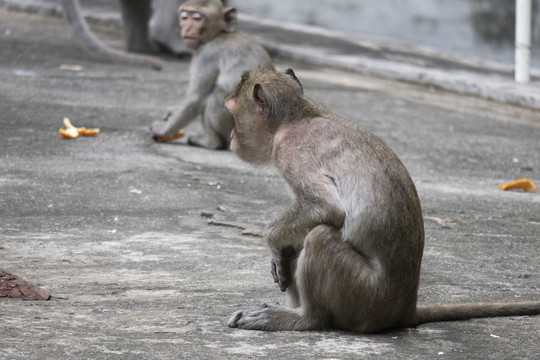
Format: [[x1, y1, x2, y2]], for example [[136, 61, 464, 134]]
[[59, 117, 79, 139], [77, 127, 100, 136], [499, 178, 537, 193], [59, 118, 99, 139], [153, 129, 185, 143]]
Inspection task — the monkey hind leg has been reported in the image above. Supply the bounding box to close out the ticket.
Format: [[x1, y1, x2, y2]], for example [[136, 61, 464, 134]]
[[189, 91, 233, 150], [229, 225, 378, 332], [296, 224, 386, 332], [187, 135, 224, 150]]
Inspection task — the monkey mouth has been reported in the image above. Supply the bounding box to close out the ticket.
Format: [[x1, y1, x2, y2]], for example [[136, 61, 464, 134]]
[[183, 37, 203, 49]]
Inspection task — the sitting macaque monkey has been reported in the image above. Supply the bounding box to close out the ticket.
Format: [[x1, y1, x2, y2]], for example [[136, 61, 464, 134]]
[[225, 67, 540, 332], [151, 0, 273, 149]]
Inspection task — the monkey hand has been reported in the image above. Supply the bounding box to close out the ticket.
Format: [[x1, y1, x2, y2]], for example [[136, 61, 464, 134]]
[[270, 247, 296, 292], [151, 120, 176, 138], [271, 258, 291, 292]]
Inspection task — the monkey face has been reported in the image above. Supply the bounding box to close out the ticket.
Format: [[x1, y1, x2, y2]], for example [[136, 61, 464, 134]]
[[224, 99, 238, 151], [225, 84, 268, 163], [178, 1, 236, 51], [179, 8, 209, 50], [225, 68, 313, 164], [224, 97, 253, 161]]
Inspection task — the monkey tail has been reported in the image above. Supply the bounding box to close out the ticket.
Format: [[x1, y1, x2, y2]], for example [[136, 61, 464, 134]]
[[410, 301, 540, 326], [61, 0, 164, 70]]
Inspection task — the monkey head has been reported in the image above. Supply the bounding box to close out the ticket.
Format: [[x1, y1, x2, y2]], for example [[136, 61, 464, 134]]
[[178, 0, 238, 51], [225, 68, 316, 164]]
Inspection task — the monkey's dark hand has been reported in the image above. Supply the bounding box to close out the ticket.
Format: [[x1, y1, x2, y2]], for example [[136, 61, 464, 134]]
[[271, 247, 295, 292], [271, 258, 291, 292]]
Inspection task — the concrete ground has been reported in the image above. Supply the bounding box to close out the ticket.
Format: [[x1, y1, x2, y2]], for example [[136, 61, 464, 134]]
[[0, 5, 539, 360]]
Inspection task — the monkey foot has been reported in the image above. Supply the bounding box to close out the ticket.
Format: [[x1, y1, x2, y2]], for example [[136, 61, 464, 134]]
[[228, 310, 244, 328], [228, 308, 273, 330], [228, 302, 288, 330], [186, 135, 227, 150]]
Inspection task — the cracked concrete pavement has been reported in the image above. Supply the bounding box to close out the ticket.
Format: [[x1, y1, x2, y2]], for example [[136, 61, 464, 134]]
[[0, 4, 539, 360]]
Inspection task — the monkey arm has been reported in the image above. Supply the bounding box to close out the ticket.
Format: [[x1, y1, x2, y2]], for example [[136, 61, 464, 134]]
[[266, 193, 344, 252], [152, 51, 219, 137], [265, 171, 346, 291], [151, 94, 206, 137]]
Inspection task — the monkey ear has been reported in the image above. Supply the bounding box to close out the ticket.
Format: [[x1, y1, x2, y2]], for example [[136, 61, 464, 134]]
[[223, 8, 238, 33], [285, 68, 303, 93], [253, 83, 266, 112]]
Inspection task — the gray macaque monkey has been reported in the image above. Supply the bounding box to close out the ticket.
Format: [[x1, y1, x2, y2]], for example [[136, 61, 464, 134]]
[[225, 67, 540, 332], [151, 0, 273, 149]]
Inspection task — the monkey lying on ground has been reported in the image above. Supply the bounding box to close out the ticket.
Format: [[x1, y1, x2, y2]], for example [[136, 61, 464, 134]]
[[151, 0, 273, 150], [225, 67, 540, 333]]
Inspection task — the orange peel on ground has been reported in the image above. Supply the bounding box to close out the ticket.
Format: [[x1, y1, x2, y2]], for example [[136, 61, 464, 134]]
[[59, 117, 79, 139], [77, 127, 100, 136], [153, 129, 185, 143], [59, 118, 99, 139], [499, 178, 537, 193]]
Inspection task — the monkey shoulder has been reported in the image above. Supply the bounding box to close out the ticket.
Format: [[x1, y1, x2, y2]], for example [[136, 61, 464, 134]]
[[275, 116, 345, 146], [199, 32, 270, 68], [273, 115, 399, 174], [198, 32, 264, 56], [273, 117, 346, 165], [221, 31, 266, 51], [194, 32, 270, 93]]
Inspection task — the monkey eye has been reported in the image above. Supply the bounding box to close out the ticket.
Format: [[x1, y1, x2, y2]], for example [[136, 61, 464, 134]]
[[192, 12, 203, 21], [179, 11, 189, 20]]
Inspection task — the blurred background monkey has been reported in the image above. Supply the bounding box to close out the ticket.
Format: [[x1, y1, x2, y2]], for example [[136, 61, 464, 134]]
[[151, 0, 273, 149]]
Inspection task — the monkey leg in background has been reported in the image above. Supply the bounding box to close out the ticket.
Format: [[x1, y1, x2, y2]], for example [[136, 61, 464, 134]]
[[225, 67, 540, 333], [230, 224, 410, 332], [187, 88, 233, 149], [150, 0, 188, 54], [117, 0, 154, 54]]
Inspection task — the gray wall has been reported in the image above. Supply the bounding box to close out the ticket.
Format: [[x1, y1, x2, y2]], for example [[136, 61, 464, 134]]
[[231, 0, 540, 67]]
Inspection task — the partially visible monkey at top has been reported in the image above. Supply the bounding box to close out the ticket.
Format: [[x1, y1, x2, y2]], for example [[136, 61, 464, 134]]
[[225, 67, 540, 332], [151, 0, 273, 150]]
